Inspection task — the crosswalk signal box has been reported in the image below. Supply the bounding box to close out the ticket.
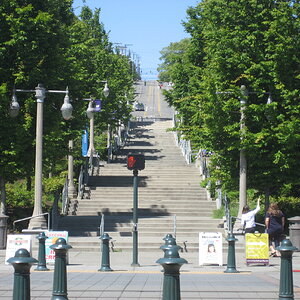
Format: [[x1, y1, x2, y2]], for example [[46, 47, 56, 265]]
[[127, 154, 145, 170]]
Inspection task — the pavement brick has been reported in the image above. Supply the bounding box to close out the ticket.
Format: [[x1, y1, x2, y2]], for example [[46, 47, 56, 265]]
[[1, 246, 300, 299]]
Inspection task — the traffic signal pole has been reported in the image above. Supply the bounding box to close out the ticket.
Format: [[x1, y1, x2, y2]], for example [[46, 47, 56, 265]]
[[127, 153, 145, 267], [131, 169, 140, 267]]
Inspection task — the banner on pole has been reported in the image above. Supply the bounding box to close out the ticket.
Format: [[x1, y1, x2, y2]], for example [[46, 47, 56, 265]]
[[82, 128, 88, 157], [199, 232, 223, 266], [245, 233, 269, 266]]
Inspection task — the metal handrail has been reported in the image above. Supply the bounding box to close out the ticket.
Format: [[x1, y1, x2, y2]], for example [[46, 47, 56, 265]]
[[13, 212, 50, 231], [99, 213, 105, 236], [108, 121, 131, 162]]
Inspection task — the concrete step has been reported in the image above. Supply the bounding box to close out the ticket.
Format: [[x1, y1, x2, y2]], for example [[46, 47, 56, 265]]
[[61, 119, 219, 243], [66, 236, 245, 253]]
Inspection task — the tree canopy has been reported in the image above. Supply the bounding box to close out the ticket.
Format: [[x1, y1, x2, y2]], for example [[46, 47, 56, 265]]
[[0, 1, 136, 202], [159, 0, 300, 201]]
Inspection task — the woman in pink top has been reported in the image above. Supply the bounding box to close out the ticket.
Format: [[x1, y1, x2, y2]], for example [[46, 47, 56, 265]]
[[241, 198, 261, 233]]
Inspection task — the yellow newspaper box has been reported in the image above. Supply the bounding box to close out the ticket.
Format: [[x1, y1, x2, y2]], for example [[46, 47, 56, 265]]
[[245, 233, 269, 266]]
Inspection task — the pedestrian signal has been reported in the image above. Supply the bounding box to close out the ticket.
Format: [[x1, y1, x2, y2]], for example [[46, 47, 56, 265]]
[[127, 154, 145, 170]]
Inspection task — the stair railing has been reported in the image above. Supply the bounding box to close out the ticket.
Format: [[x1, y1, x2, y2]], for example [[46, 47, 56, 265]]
[[99, 213, 105, 236], [108, 120, 131, 162], [172, 113, 192, 164], [13, 213, 50, 232]]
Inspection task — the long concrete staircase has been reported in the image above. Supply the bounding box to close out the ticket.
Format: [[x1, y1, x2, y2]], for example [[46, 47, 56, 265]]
[[58, 119, 224, 253]]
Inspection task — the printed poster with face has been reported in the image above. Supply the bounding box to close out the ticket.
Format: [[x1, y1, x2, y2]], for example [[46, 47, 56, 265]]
[[199, 232, 223, 266]]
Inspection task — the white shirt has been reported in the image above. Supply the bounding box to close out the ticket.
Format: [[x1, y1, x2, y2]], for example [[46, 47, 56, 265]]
[[241, 204, 260, 229]]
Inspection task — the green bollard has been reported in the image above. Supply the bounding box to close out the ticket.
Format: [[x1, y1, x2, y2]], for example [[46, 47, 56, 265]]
[[160, 235, 181, 253], [50, 238, 72, 300], [224, 233, 239, 273], [156, 246, 187, 300], [277, 239, 298, 300], [7, 248, 38, 300], [99, 233, 113, 271], [163, 234, 174, 242], [35, 232, 49, 271]]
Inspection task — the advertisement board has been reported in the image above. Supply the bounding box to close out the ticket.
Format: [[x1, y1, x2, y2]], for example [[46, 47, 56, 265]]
[[199, 232, 223, 266], [44, 231, 69, 264], [5, 234, 32, 264], [245, 233, 269, 266]]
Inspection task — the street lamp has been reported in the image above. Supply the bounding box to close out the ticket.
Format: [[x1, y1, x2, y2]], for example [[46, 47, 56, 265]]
[[238, 85, 248, 218], [85, 81, 109, 158], [216, 86, 272, 219], [11, 84, 73, 229]]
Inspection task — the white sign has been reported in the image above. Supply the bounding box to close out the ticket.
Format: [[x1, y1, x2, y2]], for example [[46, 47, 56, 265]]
[[199, 232, 223, 266], [5, 234, 32, 265], [44, 231, 69, 264]]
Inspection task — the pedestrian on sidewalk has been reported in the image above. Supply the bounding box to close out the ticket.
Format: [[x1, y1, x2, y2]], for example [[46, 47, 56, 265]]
[[241, 197, 261, 233], [265, 203, 285, 257]]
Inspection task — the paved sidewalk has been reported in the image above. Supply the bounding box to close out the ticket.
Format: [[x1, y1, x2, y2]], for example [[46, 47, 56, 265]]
[[1, 249, 300, 299]]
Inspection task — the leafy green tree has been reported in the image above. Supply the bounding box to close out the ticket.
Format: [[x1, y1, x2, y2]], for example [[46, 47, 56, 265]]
[[0, 2, 134, 218], [160, 0, 300, 205]]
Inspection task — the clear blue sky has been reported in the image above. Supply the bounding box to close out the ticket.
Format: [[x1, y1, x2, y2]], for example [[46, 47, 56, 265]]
[[72, 0, 199, 79]]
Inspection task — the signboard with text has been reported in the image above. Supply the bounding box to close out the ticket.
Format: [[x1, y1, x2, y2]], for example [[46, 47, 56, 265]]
[[44, 231, 69, 264], [199, 232, 223, 266], [5, 234, 32, 265], [245, 233, 269, 265]]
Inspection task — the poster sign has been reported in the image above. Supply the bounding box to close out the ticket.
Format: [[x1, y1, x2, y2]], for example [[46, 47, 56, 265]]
[[44, 231, 69, 264], [199, 232, 223, 266], [245, 233, 269, 265], [5, 234, 32, 265]]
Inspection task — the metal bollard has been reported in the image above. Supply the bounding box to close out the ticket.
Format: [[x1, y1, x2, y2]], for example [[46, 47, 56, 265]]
[[224, 233, 239, 273], [50, 238, 72, 300], [7, 248, 38, 300], [160, 234, 181, 253], [277, 239, 298, 300], [156, 246, 187, 300], [99, 233, 113, 272], [163, 234, 174, 242], [35, 232, 49, 271]]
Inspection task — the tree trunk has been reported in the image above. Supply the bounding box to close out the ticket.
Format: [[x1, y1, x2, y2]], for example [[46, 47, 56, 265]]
[[26, 175, 32, 191]]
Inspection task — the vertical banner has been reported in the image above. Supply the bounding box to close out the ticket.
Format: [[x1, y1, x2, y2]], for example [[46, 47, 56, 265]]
[[245, 233, 269, 266], [5, 235, 32, 264], [199, 232, 223, 266], [44, 231, 69, 264], [82, 128, 88, 157], [94, 99, 101, 112]]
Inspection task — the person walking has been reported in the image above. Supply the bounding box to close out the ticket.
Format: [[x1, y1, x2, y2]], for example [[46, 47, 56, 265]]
[[241, 198, 261, 233], [265, 203, 285, 257]]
